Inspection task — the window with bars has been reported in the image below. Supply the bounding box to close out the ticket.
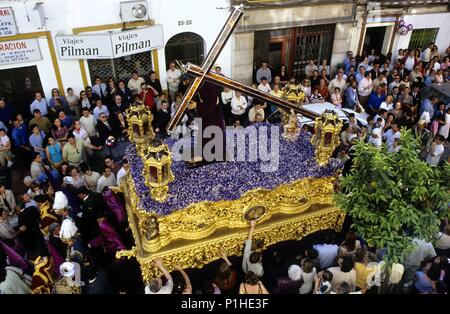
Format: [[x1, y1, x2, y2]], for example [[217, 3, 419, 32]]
[[164, 32, 205, 69], [293, 24, 335, 81], [87, 51, 153, 85], [408, 28, 439, 50], [0, 65, 43, 118]]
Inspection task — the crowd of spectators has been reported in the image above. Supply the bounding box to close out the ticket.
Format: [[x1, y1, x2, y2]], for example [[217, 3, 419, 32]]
[[0, 42, 449, 294]]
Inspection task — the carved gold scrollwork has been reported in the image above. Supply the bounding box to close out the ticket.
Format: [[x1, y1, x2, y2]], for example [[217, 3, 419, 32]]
[[120, 174, 345, 282]]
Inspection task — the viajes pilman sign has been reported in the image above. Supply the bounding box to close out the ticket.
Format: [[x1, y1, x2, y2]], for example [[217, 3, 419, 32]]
[[55, 25, 163, 60]]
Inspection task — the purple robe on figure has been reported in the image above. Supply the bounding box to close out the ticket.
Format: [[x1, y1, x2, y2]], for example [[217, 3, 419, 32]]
[[62, 186, 81, 215], [0, 240, 28, 272], [195, 81, 226, 159], [89, 220, 125, 254], [102, 189, 126, 225], [47, 242, 64, 277]]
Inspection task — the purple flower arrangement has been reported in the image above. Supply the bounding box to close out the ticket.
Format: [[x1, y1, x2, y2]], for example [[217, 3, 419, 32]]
[[127, 123, 342, 216]]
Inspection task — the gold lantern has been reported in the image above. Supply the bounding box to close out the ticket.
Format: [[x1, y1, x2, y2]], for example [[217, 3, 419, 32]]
[[126, 101, 155, 149], [283, 79, 305, 106], [142, 142, 174, 203], [311, 110, 343, 166]]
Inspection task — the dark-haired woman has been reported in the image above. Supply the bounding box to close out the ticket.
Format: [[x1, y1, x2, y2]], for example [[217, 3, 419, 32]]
[[48, 88, 68, 119], [340, 230, 361, 257], [45, 136, 63, 170], [51, 118, 68, 147], [277, 65, 288, 87], [239, 271, 269, 294], [213, 250, 237, 294]]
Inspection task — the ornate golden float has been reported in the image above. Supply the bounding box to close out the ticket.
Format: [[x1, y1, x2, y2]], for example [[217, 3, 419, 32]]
[[117, 103, 344, 282], [116, 7, 345, 282]]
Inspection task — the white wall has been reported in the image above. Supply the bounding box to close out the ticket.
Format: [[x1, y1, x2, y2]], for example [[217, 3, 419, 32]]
[[0, 0, 231, 97], [392, 12, 450, 53], [149, 0, 232, 86]]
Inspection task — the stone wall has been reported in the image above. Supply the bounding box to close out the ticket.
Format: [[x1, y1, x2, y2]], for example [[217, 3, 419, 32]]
[[330, 22, 354, 74], [231, 32, 255, 85]]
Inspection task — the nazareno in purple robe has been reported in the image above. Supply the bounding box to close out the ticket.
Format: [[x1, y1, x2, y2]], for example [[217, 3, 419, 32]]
[[194, 81, 226, 160], [89, 220, 125, 254], [0, 240, 28, 272], [102, 189, 126, 226]]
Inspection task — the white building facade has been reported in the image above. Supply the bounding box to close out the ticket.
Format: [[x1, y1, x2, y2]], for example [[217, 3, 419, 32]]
[[0, 0, 230, 110]]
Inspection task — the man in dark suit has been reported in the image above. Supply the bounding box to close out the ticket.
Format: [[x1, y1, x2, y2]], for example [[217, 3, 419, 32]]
[[116, 80, 132, 106], [153, 100, 171, 138], [370, 63, 381, 80], [109, 95, 129, 116], [387, 69, 398, 85], [409, 84, 421, 107], [17, 193, 47, 254], [397, 62, 409, 81], [96, 113, 116, 144], [76, 187, 108, 243]]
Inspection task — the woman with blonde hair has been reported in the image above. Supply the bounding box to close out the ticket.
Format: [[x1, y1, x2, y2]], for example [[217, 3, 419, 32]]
[[301, 79, 311, 99]]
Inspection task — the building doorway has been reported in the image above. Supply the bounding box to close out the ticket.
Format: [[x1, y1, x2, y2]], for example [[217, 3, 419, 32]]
[[254, 24, 335, 82], [363, 26, 387, 55], [0, 65, 43, 119], [165, 32, 205, 69]]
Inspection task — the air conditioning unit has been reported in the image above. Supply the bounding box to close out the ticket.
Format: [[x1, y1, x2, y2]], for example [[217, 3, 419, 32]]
[[120, 0, 149, 22]]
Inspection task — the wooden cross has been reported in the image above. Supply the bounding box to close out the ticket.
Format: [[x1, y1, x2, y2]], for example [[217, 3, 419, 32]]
[[167, 7, 319, 133]]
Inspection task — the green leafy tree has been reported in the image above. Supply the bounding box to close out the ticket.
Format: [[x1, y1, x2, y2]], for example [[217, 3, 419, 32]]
[[335, 129, 450, 266]]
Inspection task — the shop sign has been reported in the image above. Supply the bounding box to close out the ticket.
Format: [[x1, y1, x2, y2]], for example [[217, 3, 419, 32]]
[[0, 38, 42, 65], [56, 25, 163, 59], [367, 16, 397, 23], [0, 7, 18, 37], [55, 34, 113, 59]]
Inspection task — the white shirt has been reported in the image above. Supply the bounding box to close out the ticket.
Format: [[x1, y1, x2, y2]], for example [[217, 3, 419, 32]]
[[116, 167, 127, 186], [405, 56, 416, 71], [327, 267, 357, 292], [73, 127, 89, 143], [313, 244, 338, 269], [83, 171, 101, 192], [299, 268, 317, 294], [438, 113, 450, 139], [328, 78, 347, 95], [0, 134, 10, 147], [368, 127, 382, 148], [433, 62, 441, 72], [221, 90, 234, 104], [379, 101, 393, 111], [166, 69, 182, 91], [422, 47, 431, 62], [426, 143, 444, 166], [231, 96, 248, 115], [436, 232, 450, 250], [403, 238, 436, 268], [96, 173, 117, 193], [242, 239, 264, 277], [384, 129, 400, 151], [257, 83, 272, 93], [373, 115, 385, 128], [357, 78, 372, 97], [79, 114, 97, 137], [145, 279, 173, 294], [128, 77, 146, 94]]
